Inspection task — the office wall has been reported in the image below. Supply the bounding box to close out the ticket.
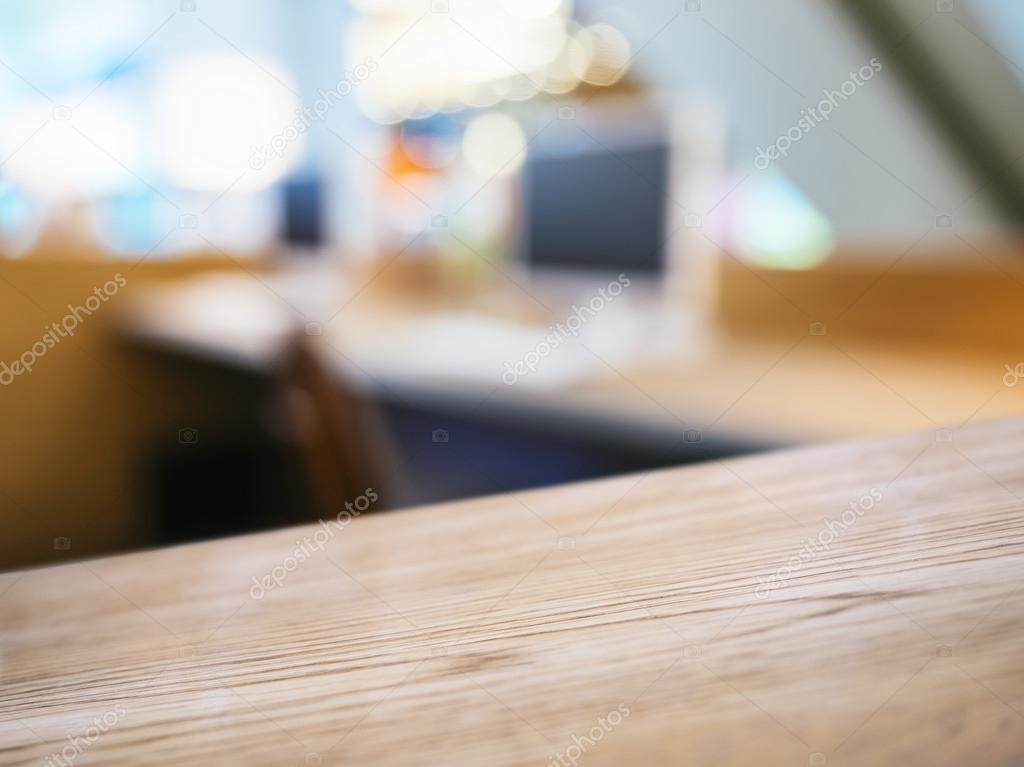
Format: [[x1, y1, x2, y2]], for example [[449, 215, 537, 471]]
[[579, 0, 1014, 244]]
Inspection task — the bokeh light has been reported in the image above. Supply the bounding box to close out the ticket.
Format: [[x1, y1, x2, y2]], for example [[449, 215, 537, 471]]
[[574, 23, 631, 86], [462, 112, 527, 179], [346, 0, 582, 120], [156, 52, 301, 191], [0, 96, 142, 199], [733, 173, 835, 269]]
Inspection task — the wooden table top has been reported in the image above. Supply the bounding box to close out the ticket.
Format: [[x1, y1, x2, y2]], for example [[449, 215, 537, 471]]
[[3, 417, 1023, 766]]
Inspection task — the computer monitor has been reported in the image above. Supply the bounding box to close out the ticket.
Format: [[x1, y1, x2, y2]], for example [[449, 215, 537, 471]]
[[521, 123, 670, 275], [281, 176, 324, 247]]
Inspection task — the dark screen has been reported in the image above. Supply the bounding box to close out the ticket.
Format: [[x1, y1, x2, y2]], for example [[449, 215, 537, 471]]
[[523, 142, 669, 274], [282, 177, 324, 247]]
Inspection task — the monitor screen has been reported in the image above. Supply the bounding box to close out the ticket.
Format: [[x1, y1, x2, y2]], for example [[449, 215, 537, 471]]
[[282, 177, 324, 247], [522, 134, 669, 274]]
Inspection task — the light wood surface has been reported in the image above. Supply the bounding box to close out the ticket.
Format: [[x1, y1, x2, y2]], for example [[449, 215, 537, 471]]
[[115, 245, 1024, 448], [3, 416, 1023, 765]]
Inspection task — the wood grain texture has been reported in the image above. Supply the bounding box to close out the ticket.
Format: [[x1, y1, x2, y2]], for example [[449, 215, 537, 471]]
[[2, 417, 1024, 766]]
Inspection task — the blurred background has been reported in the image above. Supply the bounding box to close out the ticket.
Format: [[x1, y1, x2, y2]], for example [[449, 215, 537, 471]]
[[3, 0, 1024, 569]]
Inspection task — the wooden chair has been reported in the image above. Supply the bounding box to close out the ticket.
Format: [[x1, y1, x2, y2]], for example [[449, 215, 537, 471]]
[[275, 332, 398, 520]]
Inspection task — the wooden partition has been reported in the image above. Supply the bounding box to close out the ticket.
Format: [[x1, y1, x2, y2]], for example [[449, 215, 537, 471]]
[[0, 255, 262, 569], [715, 243, 1024, 352]]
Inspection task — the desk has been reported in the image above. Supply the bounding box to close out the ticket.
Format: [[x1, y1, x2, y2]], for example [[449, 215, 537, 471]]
[[117, 259, 1024, 450], [3, 417, 1023, 765]]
